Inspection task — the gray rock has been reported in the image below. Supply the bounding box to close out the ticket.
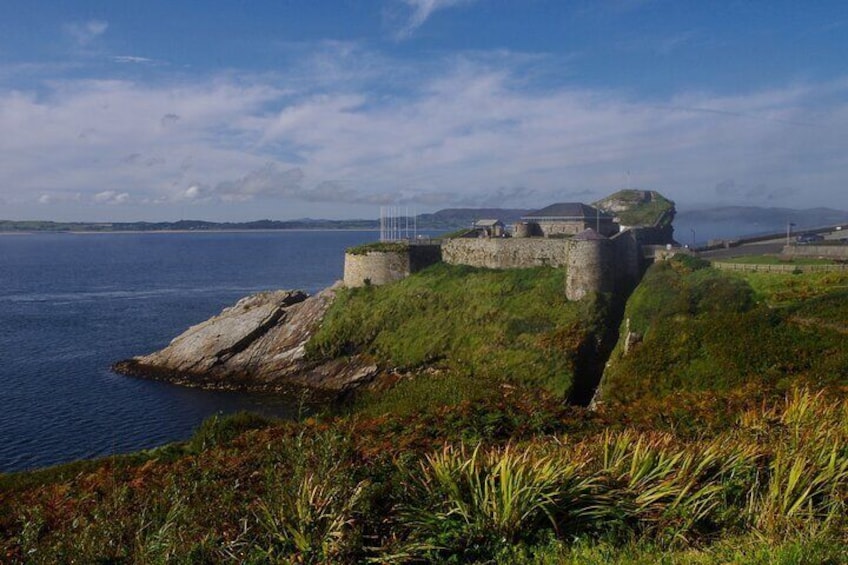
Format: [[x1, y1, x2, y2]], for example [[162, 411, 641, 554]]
[[113, 284, 377, 392]]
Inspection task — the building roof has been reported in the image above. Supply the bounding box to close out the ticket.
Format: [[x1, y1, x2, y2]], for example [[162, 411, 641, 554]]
[[522, 202, 613, 221], [474, 219, 504, 227]]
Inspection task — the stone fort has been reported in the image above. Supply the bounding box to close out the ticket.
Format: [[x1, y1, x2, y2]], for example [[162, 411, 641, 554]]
[[343, 191, 676, 301]]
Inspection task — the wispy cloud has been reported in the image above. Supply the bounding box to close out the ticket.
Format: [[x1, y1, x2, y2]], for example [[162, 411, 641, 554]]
[[112, 55, 158, 65], [63, 20, 109, 46], [389, 0, 478, 39], [93, 190, 131, 205]]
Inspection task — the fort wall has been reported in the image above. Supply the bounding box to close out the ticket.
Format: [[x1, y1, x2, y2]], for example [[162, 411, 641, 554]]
[[346, 230, 652, 300], [343, 244, 442, 288], [442, 238, 573, 269]]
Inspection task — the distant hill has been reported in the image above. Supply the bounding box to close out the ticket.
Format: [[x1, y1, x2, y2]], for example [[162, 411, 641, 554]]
[[413, 208, 532, 230], [0, 209, 533, 233], [5, 204, 846, 237]]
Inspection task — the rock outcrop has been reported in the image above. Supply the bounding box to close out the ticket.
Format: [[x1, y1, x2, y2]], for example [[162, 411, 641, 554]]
[[113, 284, 378, 392]]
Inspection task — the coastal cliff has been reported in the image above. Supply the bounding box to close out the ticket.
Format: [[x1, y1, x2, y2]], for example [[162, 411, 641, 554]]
[[113, 284, 377, 392]]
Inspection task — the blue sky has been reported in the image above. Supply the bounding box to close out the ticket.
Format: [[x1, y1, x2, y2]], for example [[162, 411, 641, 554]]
[[1, 0, 846, 221]]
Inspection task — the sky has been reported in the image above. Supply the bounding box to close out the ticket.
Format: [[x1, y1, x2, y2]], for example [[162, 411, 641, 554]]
[[0, 0, 846, 222]]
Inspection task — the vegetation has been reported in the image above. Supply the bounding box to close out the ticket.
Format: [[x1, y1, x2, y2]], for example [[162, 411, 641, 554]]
[[3, 254, 848, 562], [600, 256, 848, 405], [345, 240, 410, 255], [308, 263, 607, 398], [594, 189, 675, 227], [2, 388, 847, 563]]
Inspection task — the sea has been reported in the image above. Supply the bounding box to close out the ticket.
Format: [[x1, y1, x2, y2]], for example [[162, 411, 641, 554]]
[[0, 230, 384, 473]]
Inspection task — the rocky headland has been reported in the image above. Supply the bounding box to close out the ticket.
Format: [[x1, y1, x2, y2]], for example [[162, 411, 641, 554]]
[[113, 284, 378, 392]]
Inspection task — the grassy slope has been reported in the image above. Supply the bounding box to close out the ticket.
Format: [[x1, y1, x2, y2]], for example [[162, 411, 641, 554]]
[[308, 263, 607, 400], [594, 189, 675, 227], [600, 257, 848, 406]]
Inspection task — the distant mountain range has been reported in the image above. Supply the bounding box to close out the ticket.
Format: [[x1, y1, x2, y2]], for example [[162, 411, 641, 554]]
[[2, 205, 846, 238], [0, 210, 534, 233]]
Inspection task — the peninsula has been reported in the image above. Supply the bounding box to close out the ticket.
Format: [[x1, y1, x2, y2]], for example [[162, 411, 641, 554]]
[[6, 189, 848, 564]]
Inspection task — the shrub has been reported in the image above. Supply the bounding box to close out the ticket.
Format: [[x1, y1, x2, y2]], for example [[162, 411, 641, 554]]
[[188, 411, 275, 453]]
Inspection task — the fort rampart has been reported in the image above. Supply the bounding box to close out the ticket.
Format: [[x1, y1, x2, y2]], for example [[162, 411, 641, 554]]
[[441, 238, 573, 269], [344, 231, 650, 300], [343, 244, 442, 288]]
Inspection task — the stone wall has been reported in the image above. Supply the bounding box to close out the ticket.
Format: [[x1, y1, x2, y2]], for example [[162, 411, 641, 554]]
[[444, 231, 648, 301], [343, 244, 442, 288], [535, 221, 586, 238], [442, 238, 574, 269], [782, 244, 848, 259]]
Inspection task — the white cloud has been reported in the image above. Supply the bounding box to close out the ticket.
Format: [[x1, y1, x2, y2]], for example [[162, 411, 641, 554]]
[[37, 192, 82, 205], [2, 47, 848, 220], [112, 56, 157, 65], [64, 20, 109, 46], [93, 190, 131, 205]]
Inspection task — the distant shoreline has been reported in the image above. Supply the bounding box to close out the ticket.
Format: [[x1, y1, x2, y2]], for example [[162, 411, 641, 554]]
[[0, 228, 384, 235]]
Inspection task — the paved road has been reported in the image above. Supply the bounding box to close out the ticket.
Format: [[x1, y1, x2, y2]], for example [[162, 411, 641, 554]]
[[698, 227, 847, 260]]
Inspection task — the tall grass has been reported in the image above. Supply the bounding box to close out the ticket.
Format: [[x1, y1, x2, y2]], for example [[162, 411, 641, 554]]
[[5, 390, 848, 563], [391, 442, 597, 561], [383, 390, 848, 562]]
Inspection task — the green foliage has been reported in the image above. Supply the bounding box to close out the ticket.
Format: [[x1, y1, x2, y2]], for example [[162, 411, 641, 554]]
[[308, 263, 598, 397], [346, 241, 410, 255], [354, 372, 500, 418], [594, 190, 675, 227], [391, 443, 596, 562], [4, 389, 848, 563], [188, 411, 276, 453], [255, 430, 371, 563], [601, 258, 848, 403]]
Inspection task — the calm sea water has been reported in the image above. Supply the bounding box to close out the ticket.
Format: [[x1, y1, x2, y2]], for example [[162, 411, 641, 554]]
[[0, 230, 382, 473]]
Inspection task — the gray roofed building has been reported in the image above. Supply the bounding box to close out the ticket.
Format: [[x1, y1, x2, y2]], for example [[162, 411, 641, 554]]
[[473, 219, 505, 237], [522, 203, 614, 221], [519, 202, 618, 238]]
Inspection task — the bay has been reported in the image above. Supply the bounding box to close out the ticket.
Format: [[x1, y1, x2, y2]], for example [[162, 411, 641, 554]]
[[0, 230, 381, 473]]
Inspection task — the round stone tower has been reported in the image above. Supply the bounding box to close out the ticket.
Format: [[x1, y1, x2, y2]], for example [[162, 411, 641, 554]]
[[343, 250, 411, 288], [565, 229, 613, 300]]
